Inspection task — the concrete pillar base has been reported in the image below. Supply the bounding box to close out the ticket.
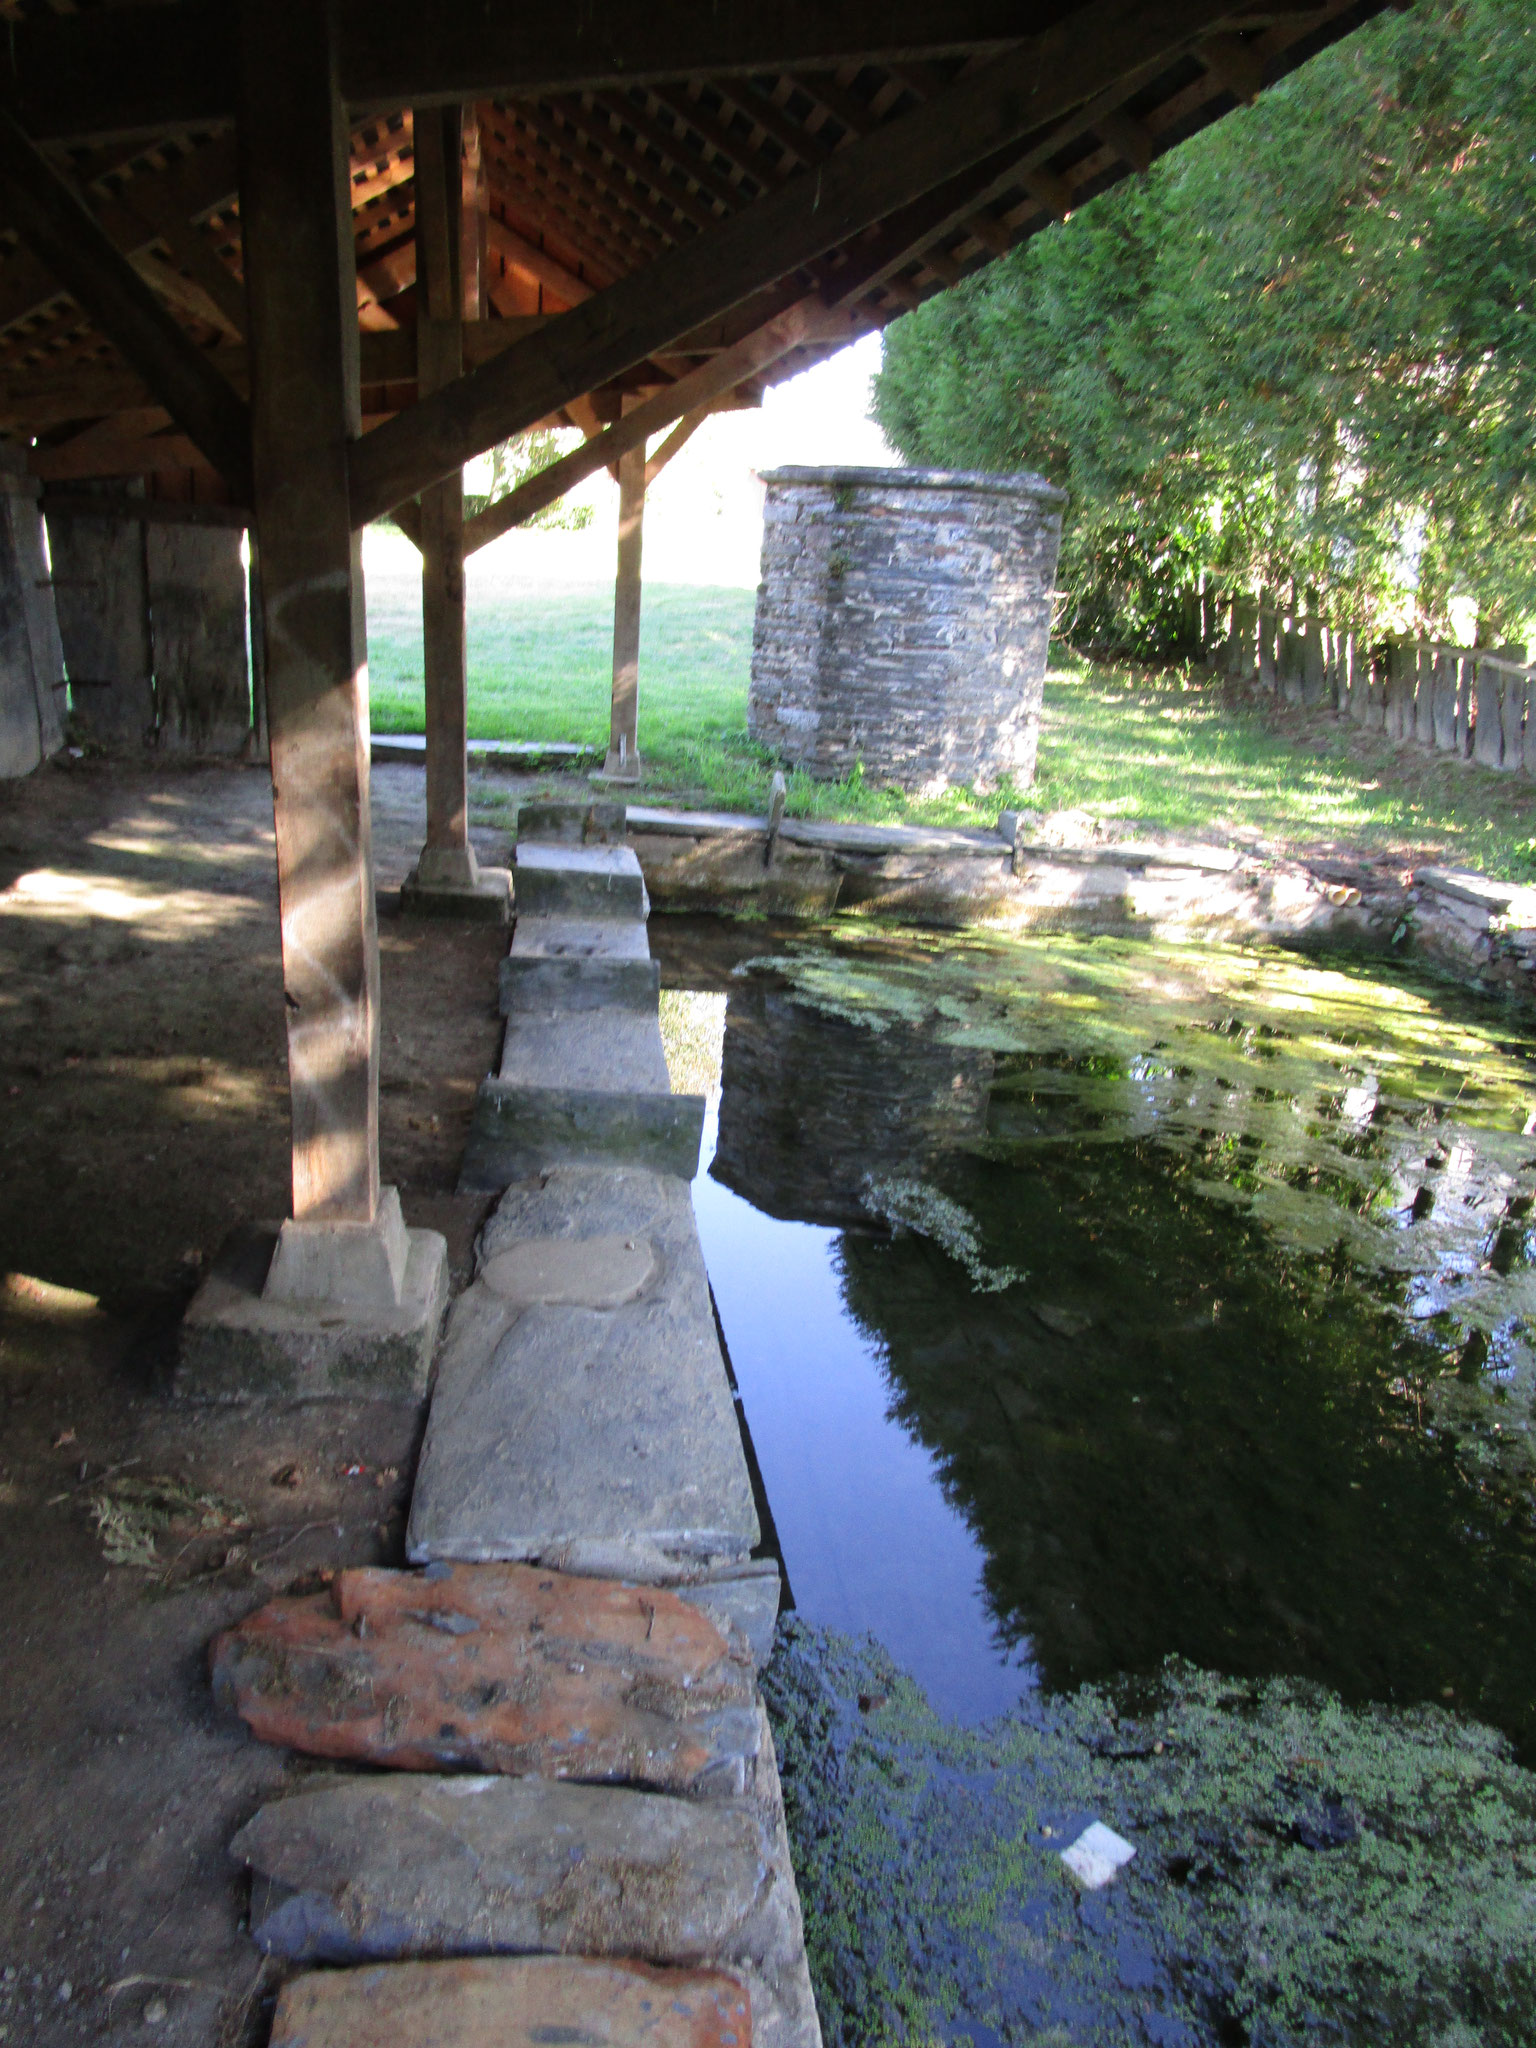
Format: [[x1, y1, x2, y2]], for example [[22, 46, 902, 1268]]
[[593, 753, 643, 786], [400, 842, 513, 922], [177, 1192, 449, 1402]]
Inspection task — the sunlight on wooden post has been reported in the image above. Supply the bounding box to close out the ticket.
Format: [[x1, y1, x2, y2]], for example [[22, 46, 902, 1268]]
[[239, 0, 379, 1224], [603, 401, 646, 783]]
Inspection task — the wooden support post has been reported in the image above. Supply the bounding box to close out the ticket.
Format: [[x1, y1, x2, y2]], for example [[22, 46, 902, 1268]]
[[416, 104, 471, 862], [239, 0, 380, 1227], [603, 413, 646, 782]]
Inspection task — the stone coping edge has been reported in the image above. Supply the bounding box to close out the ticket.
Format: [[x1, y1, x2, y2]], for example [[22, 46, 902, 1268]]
[[759, 463, 1067, 504]]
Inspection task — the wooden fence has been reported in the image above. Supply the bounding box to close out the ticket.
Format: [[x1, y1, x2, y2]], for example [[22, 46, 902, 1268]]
[[1215, 597, 1536, 773]]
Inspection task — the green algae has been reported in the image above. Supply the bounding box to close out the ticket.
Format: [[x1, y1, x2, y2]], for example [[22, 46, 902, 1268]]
[[765, 1622, 1536, 2048]]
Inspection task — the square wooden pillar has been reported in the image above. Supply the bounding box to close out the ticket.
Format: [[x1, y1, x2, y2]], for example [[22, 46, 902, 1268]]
[[401, 104, 509, 919], [179, 0, 448, 1396], [603, 414, 646, 783], [238, 0, 380, 1227]]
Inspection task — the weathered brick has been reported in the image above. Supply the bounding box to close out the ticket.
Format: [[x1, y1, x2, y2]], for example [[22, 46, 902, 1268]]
[[268, 1956, 752, 2048], [210, 1562, 759, 1791]]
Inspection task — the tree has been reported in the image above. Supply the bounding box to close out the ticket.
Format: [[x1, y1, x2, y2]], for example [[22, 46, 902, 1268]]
[[873, 0, 1536, 657]]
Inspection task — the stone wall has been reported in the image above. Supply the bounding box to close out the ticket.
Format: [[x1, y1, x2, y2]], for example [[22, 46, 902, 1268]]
[[749, 466, 1066, 797]]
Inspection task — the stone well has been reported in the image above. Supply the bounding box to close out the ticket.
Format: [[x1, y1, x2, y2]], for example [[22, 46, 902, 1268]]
[[749, 465, 1066, 795]]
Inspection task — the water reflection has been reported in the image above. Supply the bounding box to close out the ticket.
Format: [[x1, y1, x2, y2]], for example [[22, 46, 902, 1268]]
[[659, 921, 1536, 1751], [694, 1102, 1035, 1721]]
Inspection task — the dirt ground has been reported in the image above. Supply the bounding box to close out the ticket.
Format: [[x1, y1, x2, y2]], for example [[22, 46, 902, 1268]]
[[0, 757, 523, 2046]]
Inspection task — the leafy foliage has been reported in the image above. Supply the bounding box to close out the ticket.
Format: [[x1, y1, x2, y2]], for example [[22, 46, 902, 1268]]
[[874, 0, 1536, 656], [464, 426, 595, 529]]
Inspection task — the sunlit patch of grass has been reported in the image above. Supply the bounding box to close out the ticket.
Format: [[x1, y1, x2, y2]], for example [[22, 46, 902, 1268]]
[[370, 588, 1536, 876]]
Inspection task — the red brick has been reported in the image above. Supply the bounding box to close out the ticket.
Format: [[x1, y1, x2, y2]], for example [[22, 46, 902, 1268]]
[[209, 1562, 755, 1789], [270, 1956, 752, 2048]]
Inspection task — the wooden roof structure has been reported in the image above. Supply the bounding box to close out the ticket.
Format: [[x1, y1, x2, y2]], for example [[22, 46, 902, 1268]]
[[2, 0, 1392, 525], [0, 0, 1403, 1250]]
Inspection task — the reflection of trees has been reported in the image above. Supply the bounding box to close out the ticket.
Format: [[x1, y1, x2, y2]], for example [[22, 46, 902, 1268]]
[[835, 1141, 1536, 1755], [712, 978, 992, 1228]]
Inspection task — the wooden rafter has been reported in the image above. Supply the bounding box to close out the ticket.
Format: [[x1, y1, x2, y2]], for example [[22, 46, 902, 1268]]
[[0, 110, 250, 492]]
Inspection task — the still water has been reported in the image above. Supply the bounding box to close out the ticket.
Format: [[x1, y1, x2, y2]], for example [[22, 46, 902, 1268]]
[[656, 919, 1536, 1753]]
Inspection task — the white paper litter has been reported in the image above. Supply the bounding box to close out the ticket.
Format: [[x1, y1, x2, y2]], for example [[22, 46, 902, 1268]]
[[1060, 1820, 1136, 1889]]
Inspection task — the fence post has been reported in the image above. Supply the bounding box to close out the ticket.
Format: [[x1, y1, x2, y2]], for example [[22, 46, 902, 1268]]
[[1257, 588, 1277, 690], [1417, 646, 1431, 743], [1300, 613, 1326, 706], [1431, 650, 1457, 751], [1473, 654, 1503, 767]]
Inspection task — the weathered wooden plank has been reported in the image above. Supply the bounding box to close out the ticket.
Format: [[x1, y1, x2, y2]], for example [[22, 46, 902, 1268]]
[[44, 494, 154, 749], [239, 0, 380, 1223], [0, 112, 251, 494], [145, 520, 250, 754], [350, 1, 1236, 525]]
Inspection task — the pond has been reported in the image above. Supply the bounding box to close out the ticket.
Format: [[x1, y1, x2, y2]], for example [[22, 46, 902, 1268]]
[[654, 919, 1536, 1758]]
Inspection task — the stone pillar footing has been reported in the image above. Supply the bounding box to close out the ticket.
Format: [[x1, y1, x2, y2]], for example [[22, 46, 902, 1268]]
[[400, 841, 513, 922], [178, 1186, 448, 1402]]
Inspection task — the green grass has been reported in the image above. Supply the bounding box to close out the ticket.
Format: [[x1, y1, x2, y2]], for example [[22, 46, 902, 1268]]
[[367, 580, 1536, 878]]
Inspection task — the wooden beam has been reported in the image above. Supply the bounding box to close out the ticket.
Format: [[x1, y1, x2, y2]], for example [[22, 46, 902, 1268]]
[[0, 112, 251, 494], [0, 1, 1058, 141], [352, 0, 1233, 526], [414, 101, 471, 859], [1096, 105, 1157, 171], [484, 216, 594, 308], [604, 415, 645, 781], [41, 487, 250, 528], [1200, 31, 1266, 100], [239, 0, 380, 1225], [460, 292, 833, 554]]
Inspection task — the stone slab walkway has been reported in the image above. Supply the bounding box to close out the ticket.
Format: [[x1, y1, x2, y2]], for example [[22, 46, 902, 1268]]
[[409, 1166, 758, 1572], [211, 798, 821, 2048]]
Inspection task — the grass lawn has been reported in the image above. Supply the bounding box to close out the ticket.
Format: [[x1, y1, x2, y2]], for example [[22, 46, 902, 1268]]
[[367, 574, 1536, 880]]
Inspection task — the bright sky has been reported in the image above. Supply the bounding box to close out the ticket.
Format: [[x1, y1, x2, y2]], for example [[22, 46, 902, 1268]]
[[412, 328, 900, 597]]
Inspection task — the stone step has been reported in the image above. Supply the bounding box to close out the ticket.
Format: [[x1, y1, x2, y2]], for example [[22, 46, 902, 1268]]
[[516, 798, 627, 846], [268, 1956, 751, 2048], [236, 1743, 821, 2048], [515, 842, 649, 921], [460, 1078, 705, 1185], [501, 915, 660, 1015], [409, 1166, 759, 1573], [210, 1561, 760, 1796], [498, 1006, 669, 1092]]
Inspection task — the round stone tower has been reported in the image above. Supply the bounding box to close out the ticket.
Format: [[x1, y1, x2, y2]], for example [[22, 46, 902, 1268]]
[[749, 465, 1067, 796]]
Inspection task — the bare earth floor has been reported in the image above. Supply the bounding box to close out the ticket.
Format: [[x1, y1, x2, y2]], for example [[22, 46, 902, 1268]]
[[0, 759, 518, 2047]]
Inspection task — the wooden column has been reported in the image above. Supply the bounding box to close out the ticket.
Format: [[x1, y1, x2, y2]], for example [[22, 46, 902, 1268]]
[[415, 104, 471, 860], [604, 406, 646, 781], [239, 0, 379, 1225]]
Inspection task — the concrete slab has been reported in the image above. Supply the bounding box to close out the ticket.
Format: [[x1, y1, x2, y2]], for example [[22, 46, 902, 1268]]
[[210, 1561, 761, 1794], [408, 1167, 758, 1570], [460, 1078, 705, 1185], [499, 1008, 672, 1094], [267, 1956, 752, 2048], [177, 1222, 447, 1402], [514, 843, 649, 921]]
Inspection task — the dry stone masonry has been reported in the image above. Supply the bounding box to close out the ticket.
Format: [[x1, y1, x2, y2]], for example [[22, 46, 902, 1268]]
[[750, 465, 1066, 797]]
